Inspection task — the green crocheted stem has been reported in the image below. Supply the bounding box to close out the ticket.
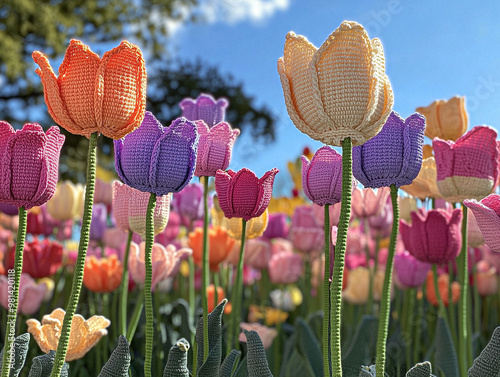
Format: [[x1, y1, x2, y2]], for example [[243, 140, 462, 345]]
[[323, 203, 331, 377], [50, 131, 98, 377], [232, 218, 247, 351], [375, 184, 399, 377], [330, 137, 352, 376], [0, 206, 26, 377], [459, 204, 469, 377], [202, 176, 210, 361], [120, 230, 134, 335], [144, 193, 157, 377]]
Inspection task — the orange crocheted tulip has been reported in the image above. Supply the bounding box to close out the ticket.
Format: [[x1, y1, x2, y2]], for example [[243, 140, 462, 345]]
[[83, 255, 123, 293], [206, 284, 232, 314], [33, 39, 147, 139], [189, 226, 235, 271], [425, 271, 460, 307]]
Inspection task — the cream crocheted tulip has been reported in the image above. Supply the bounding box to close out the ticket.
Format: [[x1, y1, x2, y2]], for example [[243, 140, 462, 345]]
[[46, 181, 85, 221], [278, 21, 393, 146]]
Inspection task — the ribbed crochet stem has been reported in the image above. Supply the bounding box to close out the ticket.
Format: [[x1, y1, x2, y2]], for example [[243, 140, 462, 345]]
[[323, 204, 331, 377], [375, 184, 399, 377], [144, 193, 157, 377], [458, 204, 468, 377], [330, 137, 352, 376], [120, 230, 133, 335], [1, 207, 26, 377], [50, 132, 98, 377], [202, 176, 210, 361], [232, 219, 247, 351]]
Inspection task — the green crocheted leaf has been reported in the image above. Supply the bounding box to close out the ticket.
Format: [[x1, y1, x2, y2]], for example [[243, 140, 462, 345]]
[[233, 357, 247, 377], [306, 311, 323, 344], [244, 330, 273, 377], [405, 361, 435, 377], [0, 333, 30, 377], [196, 299, 226, 377], [433, 316, 459, 377], [28, 351, 69, 377], [163, 338, 190, 377], [279, 333, 296, 377], [469, 326, 500, 376], [297, 317, 323, 377], [98, 336, 131, 377], [284, 349, 312, 377], [343, 315, 378, 376], [220, 350, 241, 377]]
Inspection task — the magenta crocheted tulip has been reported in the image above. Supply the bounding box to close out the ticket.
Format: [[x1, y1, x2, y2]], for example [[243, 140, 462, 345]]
[[400, 209, 462, 264], [194, 121, 240, 177], [179, 93, 229, 128], [0, 122, 64, 209], [215, 168, 279, 221], [394, 251, 432, 288], [464, 194, 500, 253], [433, 126, 498, 202]]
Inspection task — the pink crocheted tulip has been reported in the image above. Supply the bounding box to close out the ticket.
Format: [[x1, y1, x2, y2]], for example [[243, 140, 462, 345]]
[[194, 121, 240, 177], [394, 251, 432, 289], [433, 126, 498, 202], [467, 208, 485, 247], [268, 251, 303, 284], [475, 260, 498, 297], [351, 187, 390, 219], [215, 168, 278, 221], [0, 122, 64, 209], [400, 209, 462, 264], [0, 273, 47, 315], [464, 194, 500, 253]]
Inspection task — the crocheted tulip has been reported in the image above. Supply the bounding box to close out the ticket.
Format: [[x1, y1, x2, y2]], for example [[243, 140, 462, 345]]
[[215, 168, 278, 221], [244, 238, 272, 270], [0, 203, 19, 216], [89, 203, 108, 241], [189, 226, 235, 271], [179, 93, 229, 128], [83, 255, 123, 293], [400, 157, 441, 200], [416, 96, 468, 141], [289, 205, 324, 254], [302, 146, 356, 205], [425, 271, 460, 307], [467, 208, 485, 247], [33, 39, 147, 139], [94, 179, 113, 206], [0, 274, 47, 315], [262, 213, 289, 239], [0, 122, 65, 209], [464, 194, 500, 252], [112, 181, 170, 238], [433, 126, 498, 203], [172, 183, 212, 227], [475, 260, 498, 297], [351, 187, 390, 219], [353, 112, 426, 188], [399, 196, 418, 223], [394, 251, 432, 289], [114, 112, 199, 196], [239, 323, 278, 350], [47, 181, 85, 221], [224, 210, 268, 240], [278, 21, 393, 147], [194, 121, 240, 177], [342, 267, 370, 305], [400, 209, 462, 264], [268, 251, 303, 284]]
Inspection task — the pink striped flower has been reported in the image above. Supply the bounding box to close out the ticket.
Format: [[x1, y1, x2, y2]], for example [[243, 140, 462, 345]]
[[433, 126, 498, 203], [464, 194, 500, 253], [0, 122, 64, 209], [194, 121, 240, 177]]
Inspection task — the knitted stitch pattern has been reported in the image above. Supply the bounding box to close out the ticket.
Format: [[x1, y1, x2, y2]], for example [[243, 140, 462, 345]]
[[179, 93, 229, 128], [277, 21, 393, 147], [114, 112, 199, 196], [416, 96, 468, 141], [33, 40, 147, 140], [400, 157, 442, 200], [464, 194, 500, 253], [0, 122, 64, 209], [433, 126, 498, 203], [394, 251, 431, 289], [215, 168, 278, 221], [83, 255, 123, 293], [194, 121, 240, 177], [353, 111, 426, 188], [399, 208, 462, 265]]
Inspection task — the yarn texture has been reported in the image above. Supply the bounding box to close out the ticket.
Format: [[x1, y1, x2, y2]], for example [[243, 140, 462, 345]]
[[179, 93, 228, 128], [464, 194, 500, 253]]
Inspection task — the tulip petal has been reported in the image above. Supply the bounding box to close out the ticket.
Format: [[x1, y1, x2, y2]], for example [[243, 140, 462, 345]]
[[253, 169, 279, 218], [301, 155, 312, 202], [400, 113, 426, 186], [215, 170, 235, 218], [465, 197, 500, 252], [96, 41, 147, 139], [433, 138, 454, 181], [230, 169, 260, 220]]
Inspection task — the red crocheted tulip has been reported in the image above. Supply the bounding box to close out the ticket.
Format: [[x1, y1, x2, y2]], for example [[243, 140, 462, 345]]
[[400, 208, 462, 264], [0, 122, 65, 209], [215, 168, 279, 221]]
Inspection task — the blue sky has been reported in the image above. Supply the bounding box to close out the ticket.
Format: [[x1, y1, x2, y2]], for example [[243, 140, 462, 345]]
[[164, 0, 500, 194]]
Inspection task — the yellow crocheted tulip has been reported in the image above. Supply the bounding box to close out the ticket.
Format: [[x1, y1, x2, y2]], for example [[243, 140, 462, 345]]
[[225, 209, 268, 240], [27, 308, 110, 361], [416, 96, 468, 141], [46, 181, 85, 221], [399, 196, 418, 222], [423, 144, 434, 159], [278, 21, 393, 147], [267, 196, 306, 216], [400, 157, 442, 200]]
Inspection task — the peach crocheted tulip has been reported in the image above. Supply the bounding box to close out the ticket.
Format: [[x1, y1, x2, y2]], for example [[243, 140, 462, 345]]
[[475, 260, 498, 297], [278, 21, 393, 146], [416, 96, 468, 141], [467, 208, 485, 247], [399, 196, 418, 222], [33, 39, 147, 139], [464, 194, 500, 253], [83, 255, 123, 293], [400, 157, 442, 200], [239, 323, 278, 349], [27, 308, 110, 361]]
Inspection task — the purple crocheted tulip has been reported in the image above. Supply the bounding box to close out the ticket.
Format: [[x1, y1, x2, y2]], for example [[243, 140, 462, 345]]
[[89, 203, 108, 241], [394, 251, 432, 288], [194, 121, 240, 177], [0, 203, 18, 216], [172, 183, 213, 225], [262, 213, 289, 239], [353, 112, 425, 188], [0, 122, 65, 209], [114, 112, 199, 196], [179, 93, 229, 128]]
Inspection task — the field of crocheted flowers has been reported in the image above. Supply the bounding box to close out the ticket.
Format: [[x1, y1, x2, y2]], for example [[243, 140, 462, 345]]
[[2, 15, 500, 377]]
